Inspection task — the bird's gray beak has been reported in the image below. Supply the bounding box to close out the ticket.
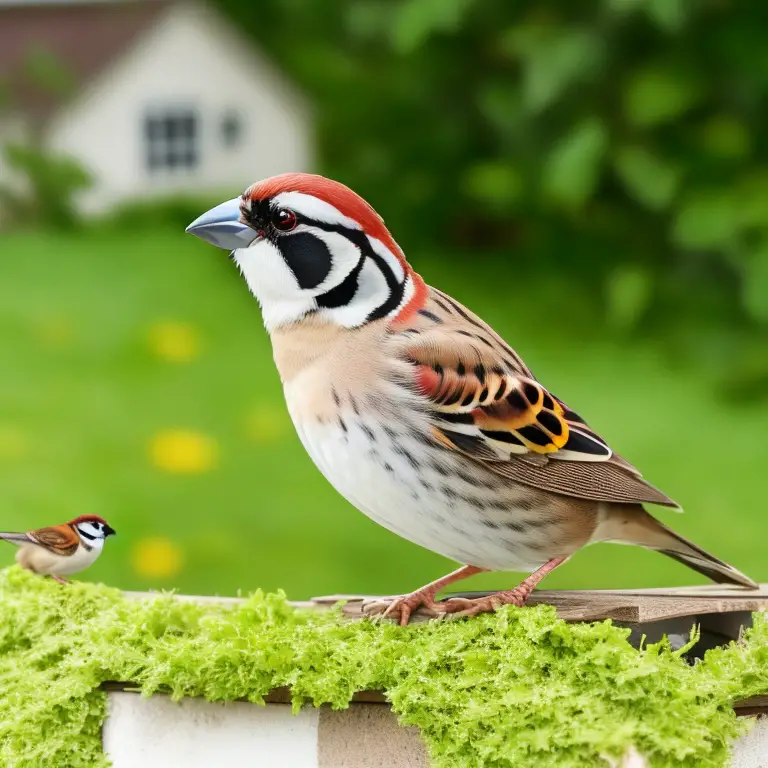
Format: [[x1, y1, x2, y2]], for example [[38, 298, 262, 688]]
[[185, 198, 259, 250]]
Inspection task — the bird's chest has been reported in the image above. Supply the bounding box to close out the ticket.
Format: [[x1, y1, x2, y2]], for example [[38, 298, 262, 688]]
[[21, 540, 101, 575], [274, 318, 426, 519], [287, 391, 448, 544], [58, 543, 101, 574], [283, 380, 538, 568], [272, 319, 557, 570]]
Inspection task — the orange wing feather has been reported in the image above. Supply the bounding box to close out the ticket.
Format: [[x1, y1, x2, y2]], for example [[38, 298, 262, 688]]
[[414, 362, 575, 455], [29, 524, 79, 556], [393, 286, 679, 509]]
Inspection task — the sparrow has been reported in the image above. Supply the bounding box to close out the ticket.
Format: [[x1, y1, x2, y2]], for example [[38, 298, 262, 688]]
[[186, 173, 758, 625], [0, 515, 116, 583]]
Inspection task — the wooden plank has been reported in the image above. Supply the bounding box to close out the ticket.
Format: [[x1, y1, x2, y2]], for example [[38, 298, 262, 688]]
[[101, 684, 768, 718], [312, 584, 768, 624], [733, 695, 768, 716], [314, 585, 768, 600], [101, 681, 389, 705], [123, 585, 768, 625]]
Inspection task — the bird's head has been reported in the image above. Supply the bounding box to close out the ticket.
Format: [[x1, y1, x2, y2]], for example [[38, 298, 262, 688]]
[[68, 515, 116, 546], [186, 173, 426, 331]]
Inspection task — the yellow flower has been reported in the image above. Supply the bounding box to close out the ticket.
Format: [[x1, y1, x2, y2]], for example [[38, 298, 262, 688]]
[[132, 537, 184, 578], [0, 427, 29, 461], [244, 404, 288, 444], [146, 321, 201, 363], [149, 429, 218, 474]]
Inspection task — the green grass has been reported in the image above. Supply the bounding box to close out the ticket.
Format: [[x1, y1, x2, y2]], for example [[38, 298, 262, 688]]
[[1, 568, 766, 767], [0, 227, 765, 598]]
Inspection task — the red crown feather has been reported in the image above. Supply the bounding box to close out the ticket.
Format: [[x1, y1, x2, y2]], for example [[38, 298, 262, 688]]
[[67, 514, 109, 527]]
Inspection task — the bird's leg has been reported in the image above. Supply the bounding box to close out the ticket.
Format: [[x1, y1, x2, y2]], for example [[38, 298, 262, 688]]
[[51, 575, 68, 585], [441, 556, 567, 619], [362, 565, 488, 626]]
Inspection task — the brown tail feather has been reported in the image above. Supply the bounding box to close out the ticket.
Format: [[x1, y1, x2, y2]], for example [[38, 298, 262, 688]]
[[596, 507, 758, 589], [658, 547, 756, 588]]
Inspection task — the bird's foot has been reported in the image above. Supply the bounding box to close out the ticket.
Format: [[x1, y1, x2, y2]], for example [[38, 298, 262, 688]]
[[362, 587, 528, 624], [51, 575, 68, 585], [361, 560, 567, 624], [363, 588, 446, 626], [361, 565, 490, 626], [441, 555, 567, 620], [440, 589, 527, 619]]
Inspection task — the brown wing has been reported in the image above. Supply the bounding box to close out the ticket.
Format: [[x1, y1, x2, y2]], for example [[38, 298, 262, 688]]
[[392, 287, 679, 509], [29, 524, 79, 556]]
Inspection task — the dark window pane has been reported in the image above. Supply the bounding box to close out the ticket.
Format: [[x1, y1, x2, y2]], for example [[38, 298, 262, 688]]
[[221, 112, 242, 148], [145, 117, 160, 140], [181, 115, 196, 139], [166, 118, 179, 140]]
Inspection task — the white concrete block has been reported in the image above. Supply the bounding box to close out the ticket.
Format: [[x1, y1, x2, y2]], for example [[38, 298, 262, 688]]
[[732, 717, 768, 768], [103, 691, 320, 768]]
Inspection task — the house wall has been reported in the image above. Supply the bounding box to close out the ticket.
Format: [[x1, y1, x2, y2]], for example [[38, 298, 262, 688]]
[[47, 2, 313, 215]]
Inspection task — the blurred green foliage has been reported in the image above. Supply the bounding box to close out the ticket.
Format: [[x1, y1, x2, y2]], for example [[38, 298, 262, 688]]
[[0, 144, 93, 229], [219, 0, 768, 393], [100, 195, 227, 233], [0, 47, 93, 229]]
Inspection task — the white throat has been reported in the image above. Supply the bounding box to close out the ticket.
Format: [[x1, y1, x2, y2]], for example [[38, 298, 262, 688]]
[[77, 532, 105, 550], [233, 245, 317, 331]]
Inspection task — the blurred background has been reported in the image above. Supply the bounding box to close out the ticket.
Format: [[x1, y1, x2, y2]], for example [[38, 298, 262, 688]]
[[0, 0, 765, 598]]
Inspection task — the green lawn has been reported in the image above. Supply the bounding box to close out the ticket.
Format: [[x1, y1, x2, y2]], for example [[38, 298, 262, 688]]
[[0, 227, 764, 598]]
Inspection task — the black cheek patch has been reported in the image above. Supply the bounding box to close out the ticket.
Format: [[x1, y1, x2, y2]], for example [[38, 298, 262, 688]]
[[277, 232, 333, 289]]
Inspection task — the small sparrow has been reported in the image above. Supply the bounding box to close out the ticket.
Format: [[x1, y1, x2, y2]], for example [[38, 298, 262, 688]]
[[0, 515, 116, 583], [187, 173, 758, 625]]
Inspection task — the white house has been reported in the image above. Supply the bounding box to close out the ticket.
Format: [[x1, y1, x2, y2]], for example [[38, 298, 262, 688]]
[[0, 0, 313, 215]]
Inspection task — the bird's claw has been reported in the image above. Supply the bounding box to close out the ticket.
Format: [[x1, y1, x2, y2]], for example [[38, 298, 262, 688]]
[[362, 590, 445, 626], [362, 588, 527, 625], [440, 589, 526, 619]]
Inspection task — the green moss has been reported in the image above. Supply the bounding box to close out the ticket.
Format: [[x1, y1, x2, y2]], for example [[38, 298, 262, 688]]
[[0, 567, 766, 767]]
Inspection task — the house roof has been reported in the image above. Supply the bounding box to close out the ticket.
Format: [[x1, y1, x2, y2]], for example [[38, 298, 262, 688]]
[[0, 0, 172, 122]]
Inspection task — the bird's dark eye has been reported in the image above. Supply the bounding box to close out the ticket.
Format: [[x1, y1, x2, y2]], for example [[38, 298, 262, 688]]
[[272, 208, 297, 232]]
